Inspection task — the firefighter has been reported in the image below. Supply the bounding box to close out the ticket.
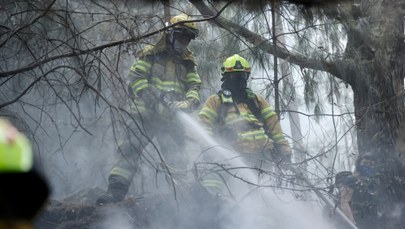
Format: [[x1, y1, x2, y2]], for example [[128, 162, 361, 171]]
[[96, 13, 202, 205], [0, 118, 50, 229], [197, 54, 292, 196], [335, 152, 381, 229]]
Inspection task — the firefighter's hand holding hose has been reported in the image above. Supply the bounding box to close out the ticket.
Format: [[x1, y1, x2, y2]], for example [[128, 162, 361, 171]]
[[143, 86, 198, 114], [274, 152, 307, 184], [141, 87, 176, 114], [139, 88, 161, 111], [168, 99, 195, 113], [272, 149, 293, 171], [277, 153, 305, 179]]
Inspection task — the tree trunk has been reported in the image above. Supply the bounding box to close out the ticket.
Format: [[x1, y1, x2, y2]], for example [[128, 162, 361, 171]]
[[348, 2, 405, 222], [348, 1, 405, 163]]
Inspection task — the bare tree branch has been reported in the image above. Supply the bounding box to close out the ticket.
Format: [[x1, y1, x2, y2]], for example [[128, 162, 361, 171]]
[[189, 0, 354, 84]]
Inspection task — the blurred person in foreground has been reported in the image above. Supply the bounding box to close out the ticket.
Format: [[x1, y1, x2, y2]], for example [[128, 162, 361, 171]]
[[197, 54, 292, 197], [0, 118, 50, 229], [334, 152, 381, 229], [96, 13, 202, 205]]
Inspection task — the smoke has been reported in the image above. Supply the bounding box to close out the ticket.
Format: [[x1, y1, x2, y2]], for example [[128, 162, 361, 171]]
[[175, 111, 340, 229], [95, 207, 134, 229], [44, 109, 347, 229], [18, 91, 119, 199]]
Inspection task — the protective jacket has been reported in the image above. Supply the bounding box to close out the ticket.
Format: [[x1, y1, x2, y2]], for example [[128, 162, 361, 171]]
[[128, 34, 201, 117], [198, 88, 291, 158], [100, 34, 201, 202], [97, 15, 201, 206]]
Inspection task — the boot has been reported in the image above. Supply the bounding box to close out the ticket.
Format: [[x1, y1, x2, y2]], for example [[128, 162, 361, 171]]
[[96, 175, 130, 205]]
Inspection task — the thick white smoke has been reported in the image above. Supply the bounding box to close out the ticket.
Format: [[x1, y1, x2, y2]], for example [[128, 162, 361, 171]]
[[176, 111, 341, 229]]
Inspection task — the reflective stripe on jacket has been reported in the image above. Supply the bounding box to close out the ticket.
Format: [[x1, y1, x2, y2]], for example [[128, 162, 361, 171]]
[[127, 36, 201, 115], [198, 90, 291, 156]]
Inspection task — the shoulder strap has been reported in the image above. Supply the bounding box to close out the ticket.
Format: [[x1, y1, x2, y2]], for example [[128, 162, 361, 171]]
[[217, 90, 233, 127], [244, 93, 271, 136], [217, 90, 269, 136]]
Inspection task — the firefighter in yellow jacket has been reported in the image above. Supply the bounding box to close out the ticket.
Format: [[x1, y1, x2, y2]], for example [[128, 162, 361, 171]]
[[96, 13, 202, 205], [198, 54, 292, 195]]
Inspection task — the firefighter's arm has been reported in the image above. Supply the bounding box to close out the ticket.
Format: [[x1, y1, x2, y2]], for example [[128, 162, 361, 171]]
[[258, 96, 292, 162], [127, 56, 160, 110], [182, 63, 202, 111], [128, 57, 152, 96], [339, 186, 356, 224], [127, 45, 155, 97], [197, 95, 220, 136], [169, 63, 201, 112]]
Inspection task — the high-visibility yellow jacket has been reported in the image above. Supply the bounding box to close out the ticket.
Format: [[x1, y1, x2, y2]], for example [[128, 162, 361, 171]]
[[198, 89, 291, 157], [128, 34, 201, 116]]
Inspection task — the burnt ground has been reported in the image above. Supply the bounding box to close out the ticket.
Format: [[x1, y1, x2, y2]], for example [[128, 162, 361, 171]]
[[35, 198, 146, 229], [34, 184, 226, 229]]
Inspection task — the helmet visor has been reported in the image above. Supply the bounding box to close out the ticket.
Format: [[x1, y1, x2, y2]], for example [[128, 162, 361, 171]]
[[173, 31, 192, 44], [221, 72, 250, 81], [171, 27, 198, 40]]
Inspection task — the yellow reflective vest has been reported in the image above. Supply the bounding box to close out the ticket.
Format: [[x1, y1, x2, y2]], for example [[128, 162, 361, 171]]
[[198, 89, 291, 157], [127, 35, 201, 116]]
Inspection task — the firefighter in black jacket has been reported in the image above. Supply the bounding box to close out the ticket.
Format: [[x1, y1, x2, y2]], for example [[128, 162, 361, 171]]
[[335, 152, 380, 229]]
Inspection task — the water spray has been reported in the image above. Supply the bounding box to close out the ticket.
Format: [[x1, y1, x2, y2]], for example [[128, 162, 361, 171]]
[[176, 111, 356, 229]]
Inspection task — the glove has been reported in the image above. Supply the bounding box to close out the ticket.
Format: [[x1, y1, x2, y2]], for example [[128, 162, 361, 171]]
[[139, 89, 169, 114], [169, 99, 193, 112], [276, 153, 292, 171], [139, 88, 158, 110]]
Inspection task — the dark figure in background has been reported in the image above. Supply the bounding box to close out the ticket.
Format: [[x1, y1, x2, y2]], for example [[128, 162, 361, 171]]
[[96, 13, 202, 205], [335, 152, 381, 229], [0, 118, 50, 229]]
